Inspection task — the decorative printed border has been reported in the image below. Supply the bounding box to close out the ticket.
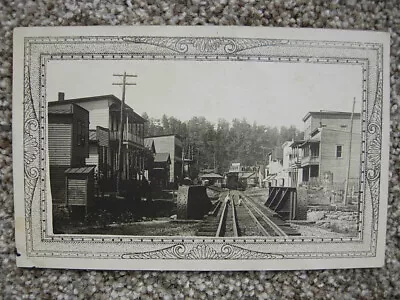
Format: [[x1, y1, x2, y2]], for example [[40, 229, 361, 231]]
[[22, 35, 383, 260], [122, 244, 285, 260], [122, 36, 289, 54]]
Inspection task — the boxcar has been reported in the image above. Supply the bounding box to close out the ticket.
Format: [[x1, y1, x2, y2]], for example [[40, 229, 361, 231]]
[[226, 172, 239, 190]]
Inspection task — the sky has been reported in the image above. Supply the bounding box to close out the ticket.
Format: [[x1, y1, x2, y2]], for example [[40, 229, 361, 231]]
[[47, 59, 362, 130]]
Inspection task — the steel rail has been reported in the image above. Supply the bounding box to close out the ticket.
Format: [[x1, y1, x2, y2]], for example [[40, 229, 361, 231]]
[[249, 200, 287, 236], [215, 197, 230, 237], [240, 192, 288, 237], [241, 198, 271, 236], [231, 197, 239, 237], [210, 201, 222, 217]]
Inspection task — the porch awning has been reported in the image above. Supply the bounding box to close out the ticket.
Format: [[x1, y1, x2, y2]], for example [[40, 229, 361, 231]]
[[200, 173, 223, 179], [300, 131, 321, 146], [65, 166, 96, 174], [263, 174, 277, 182], [154, 153, 171, 163]]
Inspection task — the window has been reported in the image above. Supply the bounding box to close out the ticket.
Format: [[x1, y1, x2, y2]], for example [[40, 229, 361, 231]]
[[77, 121, 86, 146], [336, 145, 343, 158], [310, 144, 319, 157], [176, 145, 182, 158]]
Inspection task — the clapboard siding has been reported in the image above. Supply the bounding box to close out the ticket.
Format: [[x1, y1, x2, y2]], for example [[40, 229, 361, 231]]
[[48, 123, 72, 166], [72, 99, 110, 130], [88, 108, 110, 129], [97, 126, 109, 147], [50, 165, 69, 203], [319, 128, 361, 185], [86, 149, 98, 166], [70, 104, 90, 166], [67, 179, 87, 206]]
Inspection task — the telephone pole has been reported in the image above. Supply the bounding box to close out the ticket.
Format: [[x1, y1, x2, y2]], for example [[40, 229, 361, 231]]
[[181, 143, 185, 181], [343, 97, 356, 206], [112, 72, 137, 197]]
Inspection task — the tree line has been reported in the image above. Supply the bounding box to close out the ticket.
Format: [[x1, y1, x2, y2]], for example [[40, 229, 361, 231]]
[[141, 113, 304, 176]]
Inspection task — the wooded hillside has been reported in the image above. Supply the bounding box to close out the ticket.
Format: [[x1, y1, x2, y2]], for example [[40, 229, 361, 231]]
[[142, 113, 303, 175]]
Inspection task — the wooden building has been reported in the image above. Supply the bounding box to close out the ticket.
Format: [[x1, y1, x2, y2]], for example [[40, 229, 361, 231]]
[[143, 138, 156, 181], [65, 166, 96, 214], [50, 93, 147, 191], [240, 172, 258, 188], [287, 140, 304, 187], [199, 172, 223, 186], [152, 153, 171, 189], [144, 134, 183, 184], [87, 126, 111, 192], [297, 111, 361, 187], [48, 101, 89, 204]]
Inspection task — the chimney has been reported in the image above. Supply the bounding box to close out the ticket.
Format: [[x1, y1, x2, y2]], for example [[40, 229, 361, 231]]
[[58, 92, 65, 101]]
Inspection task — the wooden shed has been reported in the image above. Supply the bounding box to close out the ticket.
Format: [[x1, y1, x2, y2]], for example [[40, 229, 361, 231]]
[[64, 166, 96, 214]]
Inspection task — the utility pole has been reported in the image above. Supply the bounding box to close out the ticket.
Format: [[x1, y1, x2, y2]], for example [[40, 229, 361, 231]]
[[344, 97, 356, 206], [112, 72, 137, 197], [182, 144, 185, 181], [213, 141, 216, 171], [189, 144, 193, 178]]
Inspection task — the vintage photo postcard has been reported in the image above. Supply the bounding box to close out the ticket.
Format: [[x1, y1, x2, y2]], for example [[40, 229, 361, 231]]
[[13, 26, 389, 270]]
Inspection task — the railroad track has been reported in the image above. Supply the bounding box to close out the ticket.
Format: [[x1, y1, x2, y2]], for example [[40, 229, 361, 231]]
[[238, 191, 287, 236], [197, 192, 239, 237], [196, 190, 298, 237]]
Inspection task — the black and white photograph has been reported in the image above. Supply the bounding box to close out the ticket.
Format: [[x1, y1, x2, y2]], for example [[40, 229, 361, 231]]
[[48, 59, 363, 239], [12, 26, 389, 270]]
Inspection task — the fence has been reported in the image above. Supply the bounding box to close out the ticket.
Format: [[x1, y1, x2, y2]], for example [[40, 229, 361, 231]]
[[299, 177, 359, 205]]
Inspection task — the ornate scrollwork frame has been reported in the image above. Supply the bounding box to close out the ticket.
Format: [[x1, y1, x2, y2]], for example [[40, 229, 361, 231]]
[[18, 31, 386, 265]]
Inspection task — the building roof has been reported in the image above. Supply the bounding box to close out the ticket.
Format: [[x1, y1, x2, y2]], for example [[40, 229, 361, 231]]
[[53, 93, 146, 123], [200, 173, 223, 179], [302, 111, 361, 122], [269, 146, 283, 161], [58, 94, 120, 104], [48, 108, 73, 114], [290, 140, 305, 147], [144, 138, 153, 148], [64, 166, 96, 174], [154, 153, 171, 163], [263, 174, 277, 182], [109, 102, 146, 123], [309, 131, 321, 142], [240, 172, 256, 179], [145, 133, 183, 140], [301, 131, 321, 146], [48, 102, 89, 115], [89, 130, 97, 142], [200, 168, 216, 174]]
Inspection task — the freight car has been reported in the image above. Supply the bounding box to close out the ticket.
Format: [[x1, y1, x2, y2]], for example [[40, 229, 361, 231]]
[[225, 172, 245, 190]]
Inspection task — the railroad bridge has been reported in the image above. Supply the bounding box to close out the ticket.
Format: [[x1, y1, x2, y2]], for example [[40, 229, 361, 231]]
[[196, 190, 301, 237], [264, 186, 307, 221]]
